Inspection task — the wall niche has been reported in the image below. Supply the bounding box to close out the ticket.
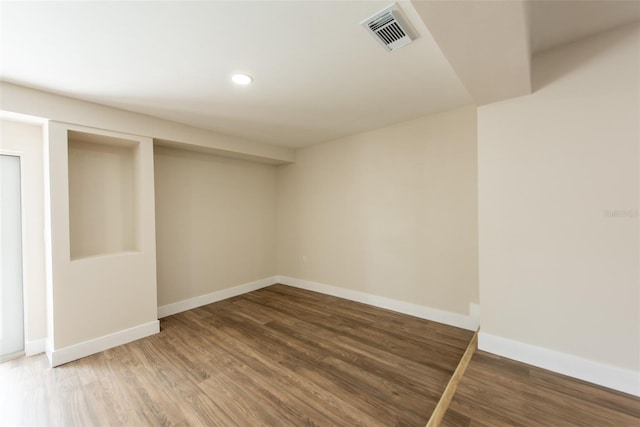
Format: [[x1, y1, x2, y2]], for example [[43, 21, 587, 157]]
[[67, 130, 139, 260]]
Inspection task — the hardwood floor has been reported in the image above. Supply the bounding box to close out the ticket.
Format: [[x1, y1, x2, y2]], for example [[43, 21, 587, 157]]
[[0, 284, 473, 426], [440, 350, 640, 427]]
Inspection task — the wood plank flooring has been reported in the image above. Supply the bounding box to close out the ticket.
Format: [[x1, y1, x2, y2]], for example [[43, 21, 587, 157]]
[[0, 284, 473, 426], [440, 350, 640, 427]]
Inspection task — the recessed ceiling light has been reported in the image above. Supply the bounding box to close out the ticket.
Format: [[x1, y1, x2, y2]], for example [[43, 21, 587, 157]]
[[231, 73, 253, 85]]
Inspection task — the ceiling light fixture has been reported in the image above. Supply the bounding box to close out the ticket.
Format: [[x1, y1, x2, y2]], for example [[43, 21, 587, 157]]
[[231, 73, 253, 85]]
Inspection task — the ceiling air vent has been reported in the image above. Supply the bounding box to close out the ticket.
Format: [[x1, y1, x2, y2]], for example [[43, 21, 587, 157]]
[[361, 4, 418, 52]]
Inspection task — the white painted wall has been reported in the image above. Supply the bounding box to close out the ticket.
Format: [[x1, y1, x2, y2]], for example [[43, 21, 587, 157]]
[[277, 105, 479, 316], [478, 23, 639, 394], [154, 146, 278, 307], [0, 119, 47, 353]]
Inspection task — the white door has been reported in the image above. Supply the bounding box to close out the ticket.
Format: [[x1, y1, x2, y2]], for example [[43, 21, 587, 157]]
[[0, 154, 24, 360]]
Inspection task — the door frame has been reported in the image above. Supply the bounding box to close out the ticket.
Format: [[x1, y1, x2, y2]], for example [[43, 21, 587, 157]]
[[1, 150, 28, 359]]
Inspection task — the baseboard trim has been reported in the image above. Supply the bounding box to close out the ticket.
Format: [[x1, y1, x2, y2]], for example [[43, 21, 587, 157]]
[[157, 276, 278, 318], [25, 338, 47, 356], [276, 276, 478, 331], [157, 275, 478, 331], [50, 320, 159, 367], [478, 332, 640, 397], [45, 339, 53, 365]]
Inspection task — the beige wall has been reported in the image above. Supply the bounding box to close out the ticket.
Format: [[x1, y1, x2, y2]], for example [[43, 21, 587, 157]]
[[478, 23, 639, 370], [154, 146, 278, 306], [47, 122, 158, 354], [68, 139, 137, 259], [0, 119, 47, 346], [277, 105, 478, 314], [0, 82, 294, 164], [7, 18, 636, 395]]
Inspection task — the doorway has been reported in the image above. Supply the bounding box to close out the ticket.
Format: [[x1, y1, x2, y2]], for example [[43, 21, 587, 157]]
[[0, 154, 25, 361]]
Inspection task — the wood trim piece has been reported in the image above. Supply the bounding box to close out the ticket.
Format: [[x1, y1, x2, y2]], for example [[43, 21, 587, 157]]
[[426, 328, 479, 427]]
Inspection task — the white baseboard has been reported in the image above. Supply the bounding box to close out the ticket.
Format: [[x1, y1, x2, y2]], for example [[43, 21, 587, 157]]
[[479, 332, 640, 397], [45, 339, 53, 365], [157, 275, 478, 332], [25, 338, 47, 356], [49, 320, 159, 367], [276, 276, 478, 331], [157, 276, 278, 318]]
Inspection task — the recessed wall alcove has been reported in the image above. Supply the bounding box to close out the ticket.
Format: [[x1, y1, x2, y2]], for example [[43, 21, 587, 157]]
[[67, 130, 139, 260]]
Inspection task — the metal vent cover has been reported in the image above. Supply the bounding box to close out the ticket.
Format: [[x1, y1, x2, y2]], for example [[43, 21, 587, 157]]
[[361, 4, 418, 51]]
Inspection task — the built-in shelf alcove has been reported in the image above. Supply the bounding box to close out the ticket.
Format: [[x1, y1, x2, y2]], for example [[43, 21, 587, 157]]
[[67, 130, 139, 260]]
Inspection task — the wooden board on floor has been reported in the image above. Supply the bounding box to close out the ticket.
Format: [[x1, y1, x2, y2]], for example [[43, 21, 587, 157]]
[[440, 350, 640, 427]]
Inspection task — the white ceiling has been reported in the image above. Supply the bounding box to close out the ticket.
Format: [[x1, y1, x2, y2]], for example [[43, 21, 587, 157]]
[[0, 1, 472, 148], [1, 1, 638, 148], [531, 0, 640, 53]]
